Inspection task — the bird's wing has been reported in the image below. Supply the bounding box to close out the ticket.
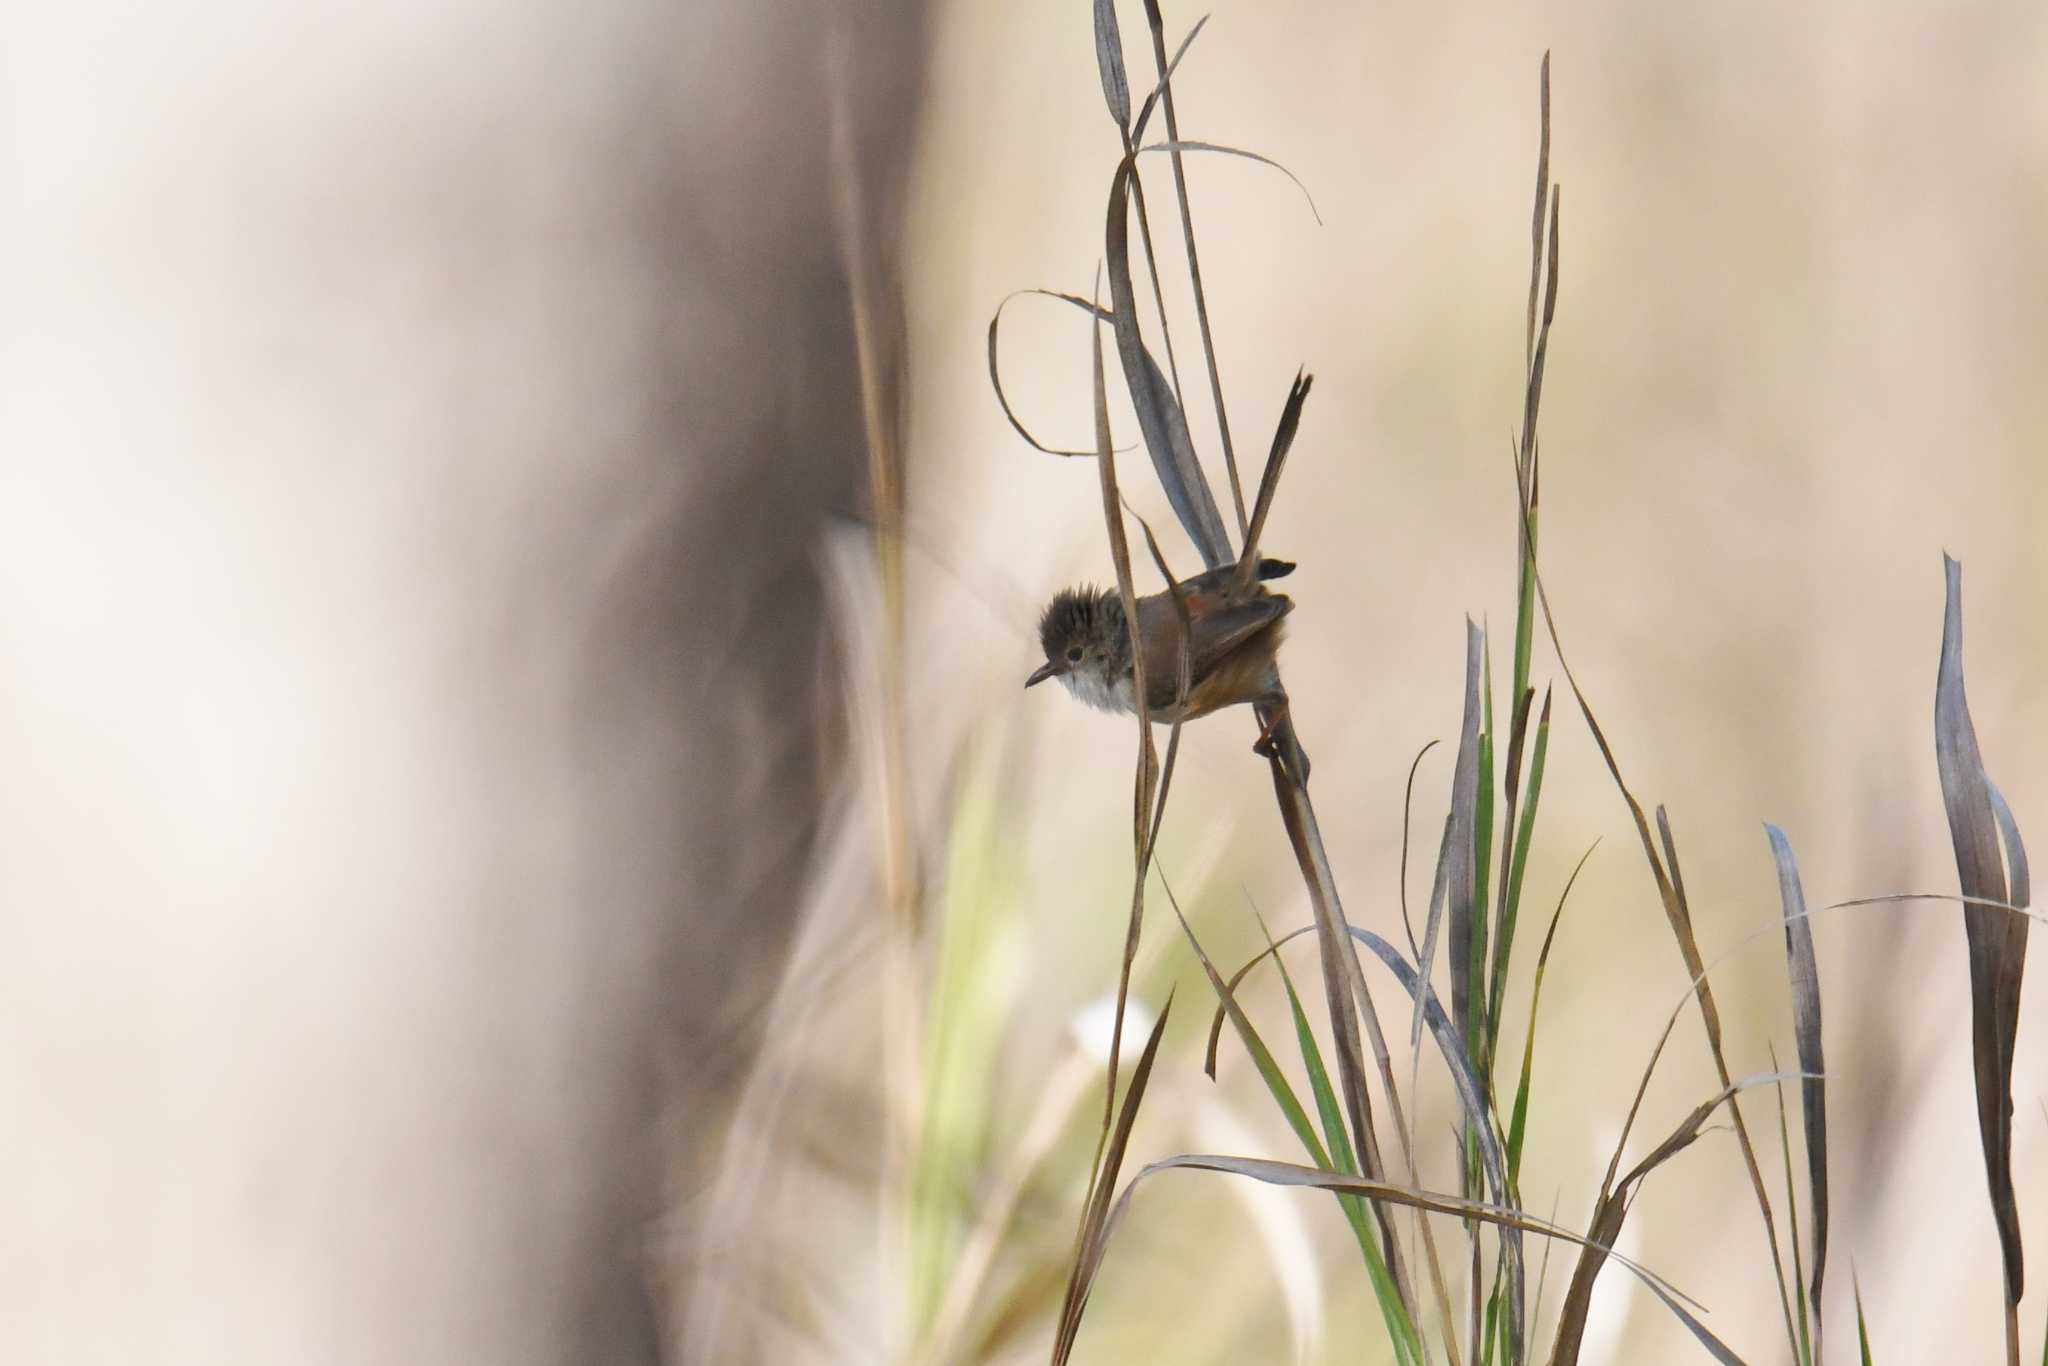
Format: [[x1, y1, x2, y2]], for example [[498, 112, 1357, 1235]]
[[1136, 590, 1291, 689]]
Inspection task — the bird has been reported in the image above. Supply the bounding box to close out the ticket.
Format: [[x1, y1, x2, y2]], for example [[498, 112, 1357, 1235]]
[[1025, 556, 1305, 778]]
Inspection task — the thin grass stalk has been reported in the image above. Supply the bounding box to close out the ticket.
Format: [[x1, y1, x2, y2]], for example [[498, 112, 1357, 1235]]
[[1071, 272, 1161, 1233], [1268, 762, 1429, 1331], [1497, 58, 1801, 1353], [1770, 1054, 1814, 1366]]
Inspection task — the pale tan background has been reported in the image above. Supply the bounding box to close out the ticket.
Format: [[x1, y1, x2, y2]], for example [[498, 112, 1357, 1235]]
[[4, 0, 2045, 1362]]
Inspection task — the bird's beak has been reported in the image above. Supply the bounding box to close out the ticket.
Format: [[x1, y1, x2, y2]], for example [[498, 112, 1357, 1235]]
[[1025, 660, 1061, 689]]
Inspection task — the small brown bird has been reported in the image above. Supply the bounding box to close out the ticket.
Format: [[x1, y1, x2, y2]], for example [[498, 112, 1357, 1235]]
[[1026, 557, 1303, 775]]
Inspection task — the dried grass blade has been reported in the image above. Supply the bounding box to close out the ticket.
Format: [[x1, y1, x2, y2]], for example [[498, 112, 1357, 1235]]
[[1131, 13, 1211, 140], [1524, 52, 1550, 376], [1550, 1076, 1793, 1364], [1520, 186, 1559, 474], [1766, 824, 1829, 1349], [1933, 554, 2028, 1330], [987, 289, 1115, 457], [1091, 0, 1132, 135], [1768, 1051, 1812, 1366], [1105, 161, 1233, 568], [1520, 492, 1802, 1350], [1050, 994, 1176, 1365], [1134, 140, 1324, 223], [1082, 273, 1157, 1177], [1268, 765, 1430, 1332], [1235, 369, 1312, 593]]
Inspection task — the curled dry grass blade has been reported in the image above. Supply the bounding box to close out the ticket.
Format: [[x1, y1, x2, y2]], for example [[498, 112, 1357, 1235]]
[[1934, 554, 2030, 1363], [1766, 824, 1829, 1357], [986, 289, 1116, 458], [1092, 1154, 1746, 1364]]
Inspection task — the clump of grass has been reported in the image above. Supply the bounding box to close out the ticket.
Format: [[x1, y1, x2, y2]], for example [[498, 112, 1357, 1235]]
[[987, 7, 2039, 1364]]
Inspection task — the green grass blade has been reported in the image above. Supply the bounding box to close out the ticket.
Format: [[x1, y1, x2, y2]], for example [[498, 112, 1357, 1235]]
[[1507, 840, 1596, 1185], [1271, 936, 1423, 1363], [1162, 886, 1418, 1365], [1488, 689, 1552, 1058], [1511, 495, 1538, 707]]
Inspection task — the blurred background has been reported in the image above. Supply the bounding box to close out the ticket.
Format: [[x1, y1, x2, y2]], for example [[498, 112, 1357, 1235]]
[[4, 0, 2046, 1362]]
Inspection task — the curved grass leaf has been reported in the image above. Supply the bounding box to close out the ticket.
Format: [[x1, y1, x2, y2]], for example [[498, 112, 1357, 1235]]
[[1933, 555, 2028, 1326], [1134, 140, 1324, 224], [986, 289, 1116, 458], [1766, 824, 1829, 1352]]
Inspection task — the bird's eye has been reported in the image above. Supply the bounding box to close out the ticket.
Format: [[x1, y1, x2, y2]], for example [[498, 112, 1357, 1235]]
[[1066, 646, 1084, 663]]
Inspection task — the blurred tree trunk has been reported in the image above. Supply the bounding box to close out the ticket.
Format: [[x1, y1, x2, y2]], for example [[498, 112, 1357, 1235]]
[[572, 1, 926, 1360]]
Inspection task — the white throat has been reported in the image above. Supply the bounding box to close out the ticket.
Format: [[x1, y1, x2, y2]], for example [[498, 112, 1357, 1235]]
[[1059, 666, 1137, 716]]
